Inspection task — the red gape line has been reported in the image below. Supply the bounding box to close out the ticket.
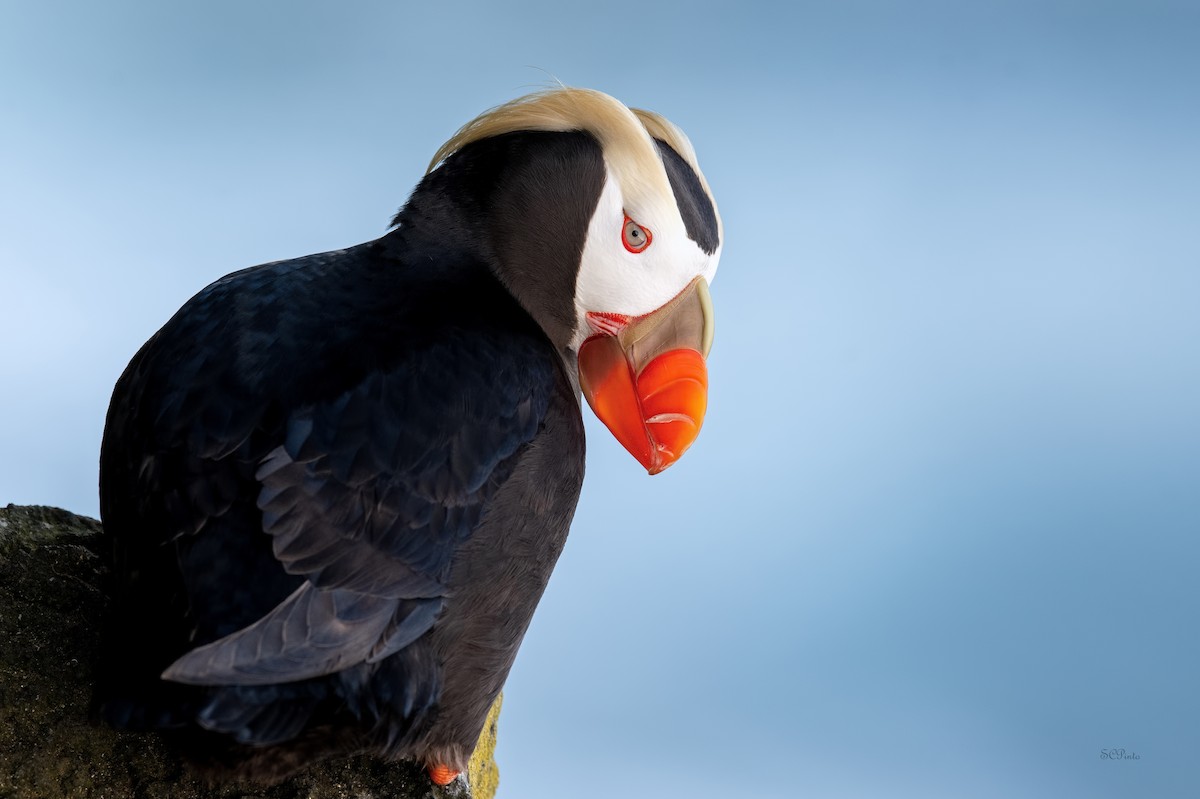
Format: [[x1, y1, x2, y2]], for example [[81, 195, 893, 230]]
[[585, 311, 632, 336], [428, 764, 460, 786]]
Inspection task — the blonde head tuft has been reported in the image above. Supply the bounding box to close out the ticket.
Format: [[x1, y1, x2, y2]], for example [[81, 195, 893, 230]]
[[427, 87, 712, 228]]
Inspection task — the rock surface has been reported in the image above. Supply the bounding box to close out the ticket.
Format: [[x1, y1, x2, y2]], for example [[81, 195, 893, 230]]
[[0, 504, 499, 799]]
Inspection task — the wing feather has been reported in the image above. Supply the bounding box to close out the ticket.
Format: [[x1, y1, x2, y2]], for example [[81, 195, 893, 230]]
[[137, 257, 561, 686]]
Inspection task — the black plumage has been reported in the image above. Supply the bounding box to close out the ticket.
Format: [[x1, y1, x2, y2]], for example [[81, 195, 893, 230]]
[[97, 130, 603, 778]]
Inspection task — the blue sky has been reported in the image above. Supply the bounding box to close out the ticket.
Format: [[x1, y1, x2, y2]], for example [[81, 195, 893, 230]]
[[2, 1, 1198, 797]]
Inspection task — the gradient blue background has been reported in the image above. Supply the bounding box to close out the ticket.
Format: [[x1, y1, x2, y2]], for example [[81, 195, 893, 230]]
[[2, 2, 1197, 797]]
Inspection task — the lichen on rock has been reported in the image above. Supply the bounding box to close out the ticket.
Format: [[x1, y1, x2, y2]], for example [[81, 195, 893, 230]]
[[0, 504, 499, 799]]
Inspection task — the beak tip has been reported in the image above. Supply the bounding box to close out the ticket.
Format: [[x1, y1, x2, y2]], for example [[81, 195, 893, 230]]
[[642, 450, 682, 475]]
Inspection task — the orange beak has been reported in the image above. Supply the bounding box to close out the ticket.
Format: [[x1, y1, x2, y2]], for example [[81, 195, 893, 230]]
[[578, 277, 715, 474]]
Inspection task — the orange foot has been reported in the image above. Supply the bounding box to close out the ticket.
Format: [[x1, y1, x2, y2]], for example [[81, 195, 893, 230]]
[[428, 763, 461, 786]]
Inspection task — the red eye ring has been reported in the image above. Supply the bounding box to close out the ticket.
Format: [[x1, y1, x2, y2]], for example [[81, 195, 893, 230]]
[[622, 215, 652, 254]]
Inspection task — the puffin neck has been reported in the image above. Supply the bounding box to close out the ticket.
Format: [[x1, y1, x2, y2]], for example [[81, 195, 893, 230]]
[[389, 130, 606, 354]]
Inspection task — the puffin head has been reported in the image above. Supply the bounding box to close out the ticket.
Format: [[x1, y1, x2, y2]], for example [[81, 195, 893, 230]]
[[424, 87, 722, 474]]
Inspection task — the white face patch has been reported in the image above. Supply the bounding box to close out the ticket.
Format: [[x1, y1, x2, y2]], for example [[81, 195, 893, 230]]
[[570, 166, 721, 351]]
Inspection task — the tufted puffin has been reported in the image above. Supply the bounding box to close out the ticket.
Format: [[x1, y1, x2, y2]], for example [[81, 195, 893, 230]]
[[97, 87, 722, 787]]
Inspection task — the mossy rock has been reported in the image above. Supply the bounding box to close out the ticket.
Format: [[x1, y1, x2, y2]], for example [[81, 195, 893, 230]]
[[0, 504, 499, 799]]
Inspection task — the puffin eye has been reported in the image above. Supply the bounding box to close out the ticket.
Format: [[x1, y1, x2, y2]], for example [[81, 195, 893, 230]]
[[622, 216, 653, 254]]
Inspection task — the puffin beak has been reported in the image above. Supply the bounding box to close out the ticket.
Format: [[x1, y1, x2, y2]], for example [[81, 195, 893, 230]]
[[578, 277, 715, 474]]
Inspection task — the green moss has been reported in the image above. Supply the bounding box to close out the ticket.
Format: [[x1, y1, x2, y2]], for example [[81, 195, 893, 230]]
[[0, 505, 497, 799], [467, 694, 503, 799]]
